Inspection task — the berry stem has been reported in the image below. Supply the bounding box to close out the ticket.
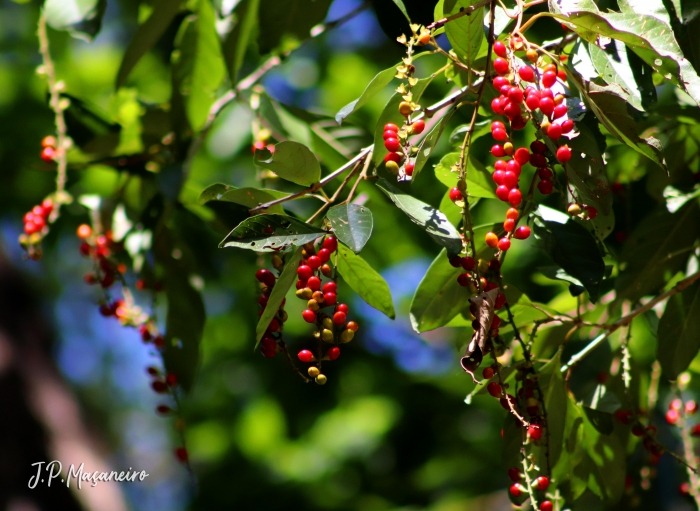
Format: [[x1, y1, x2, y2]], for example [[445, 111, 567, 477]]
[[520, 452, 540, 510], [426, 0, 493, 30], [678, 393, 700, 502]]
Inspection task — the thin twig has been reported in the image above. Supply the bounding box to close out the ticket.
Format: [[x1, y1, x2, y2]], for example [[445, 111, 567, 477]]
[[37, 14, 69, 211], [561, 270, 700, 372], [521, 454, 540, 510], [427, 0, 493, 30]]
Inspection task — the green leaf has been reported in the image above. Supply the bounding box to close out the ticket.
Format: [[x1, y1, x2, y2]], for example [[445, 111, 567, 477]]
[[44, 0, 106, 41], [255, 141, 321, 186], [256, 248, 303, 344], [391, 0, 412, 23], [220, 215, 326, 252], [411, 110, 456, 180], [222, 0, 260, 85], [171, 1, 226, 132], [658, 280, 700, 379], [433, 152, 497, 199], [335, 66, 397, 125], [537, 353, 568, 470], [257, 0, 333, 54], [533, 215, 605, 302], [336, 245, 395, 319], [116, 0, 185, 88], [198, 184, 290, 215], [326, 204, 373, 254], [616, 202, 700, 302], [409, 248, 471, 332], [442, 0, 484, 69], [62, 93, 121, 154], [375, 178, 462, 253], [553, 10, 700, 107]]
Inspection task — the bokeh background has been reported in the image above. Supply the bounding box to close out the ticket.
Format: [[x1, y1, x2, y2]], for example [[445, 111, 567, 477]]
[[0, 0, 697, 510]]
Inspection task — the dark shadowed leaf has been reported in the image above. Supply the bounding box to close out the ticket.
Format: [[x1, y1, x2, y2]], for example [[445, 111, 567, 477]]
[[199, 184, 290, 215], [255, 248, 303, 344], [258, 0, 333, 54], [220, 215, 326, 252], [255, 141, 321, 186], [222, 0, 260, 85], [433, 152, 497, 199], [537, 354, 568, 469], [533, 214, 605, 302], [658, 280, 700, 379], [327, 204, 373, 253], [391, 0, 411, 22], [336, 244, 395, 319], [44, 0, 106, 41], [376, 179, 462, 253], [116, 0, 185, 88]]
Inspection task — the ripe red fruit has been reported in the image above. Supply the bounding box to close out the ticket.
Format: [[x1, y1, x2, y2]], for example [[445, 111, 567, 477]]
[[538, 179, 553, 195], [384, 137, 400, 152], [503, 219, 515, 233], [491, 97, 505, 115], [482, 366, 495, 379], [77, 224, 92, 239], [411, 119, 425, 134], [514, 148, 529, 165], [346, 321, 359, 332], [493, 41, 507, 58], [307, 276, 321, 291], [40, 146, 56, 163], [492, 170, 505, 186], [318, 248, 331, 263], [327, 346, 340, 360], [585, 205, 598, 219], [297, 265, 313, 281], [324, 292, 337, 306], [336, 303, 349, 314], [461, 256, 476, 271], [615, 410, 634, 424], [449, 187, 462, 203], [333, 311, 347, 325], [498, 238, 511, 251], [507, 467, 521, 482], [540, 501, 553, 511], [530, 140, 546, 154], [535, 476, 550, 491], [547, 124, 563, 142], [449, 256, 462, 268], [491, 145, 506, 157], [175, 447, 188, 463], [457, 273, 472, 287], [156, 405, 172, 415], [542, 70, 557, 88], [539, 97, 555, 117], [492, 128, 508, 141], [503, 171, 518, 189], [530, 154, 547, 168], [493, 57, 510, 75], [322, 282, 337, 294], [384, 123, 399, 132], [509, 483, 524, 497], [384, 152, 402, 164], [298, 349, 315, 363], [487, 381, 501, 397], [383, 130, 397, 140], [508, 87, 524, 104], [518, 65, 535, 82], [691, 424, 700, 437], [553, 103, 568, 119], [506, 159, 521, 175], [496, 185, 510, 202], [504, 102, 522, 120], [405, 162, 415, 176], [508, 188, 522, 206], [666, 408, 680, 425], [491, 120, 504, 132], [558, 69, 567, 81], [302, 309, 317, 323], [686, 400, 698, 415], [556, 145, 572, 163], [307, 255, 322, 270], [151, 380, 168, 393], [323, 236, 338, 252], [538, 168, 553, 180], [495, 293, 507, 309], [561, 119, 574, 133], [525, 93, 540, 111], [514, 226, 531, 240], [493, 76, 510, 90], [41, 135, 57, 148], [528, 423, 543, 440]]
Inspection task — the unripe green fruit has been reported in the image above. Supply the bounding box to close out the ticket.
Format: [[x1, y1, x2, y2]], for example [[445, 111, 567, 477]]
[[308, 299, 319, 312], [315, 374, 327, 385], [386, 161, 399, 175], [321, 329, 334, 342], [296, 287, 313, 300], [340, 329, 354, 343]]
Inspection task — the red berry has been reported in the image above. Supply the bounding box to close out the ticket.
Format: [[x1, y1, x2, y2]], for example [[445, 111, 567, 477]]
[[333, 311, 347, 325], [384, 152, 402, 164], [507, 467, 521, 482], [492, 170, 505, 186], [530, 154, 547, 168], [327, 346, 340, 360], [556, 145, 572, 163], [558, 69, 567, 81], [514, 148, 529, 166], [514, 226, 531, 240], [538, 179, 553, 195], [252, 140, 266, 153], [449, 187, 462, 203], [503, 171, 518, 189], [561, 119, 574, 133], [449, 256, 462, 268], [493, 41, 507, 58], [175, 447, 188, 463], [41, 135, 57, 148], [298, 349, 315, 363], [510, 115, 528, 130], [336, 303, 349, 313], [493, 58, 510, 75], [491, 145, 506, 157], [506, 159, 521, 175], [487, 381, 501, 397], [518, 65, 535, 82], [686, 400, 698, 415], [540, 501, 553, 511], [482, 366, 495, 379], [525, 93, 540, 111], [297, 265, 313, 281], [461, 256, 475, 271], [156, 405, 172, 415], [405, 162, 415, 176], [346, 321, 359, 332], [691, 424, 700, 437], [322, 282, 337, 294], [539, 97, 554, 116], [323, 236, 338, 252], [508, 188, 522, 206], [492, 128, 508, 141], [504, 101, 522, 120], [509, 483, 524, 497], [151, 380, 168, 393], [78, 242, 91, 256], [553, 103, 568, 119], [491, 97, 505, 115], [495, 293, 507, 309], [498, 237, 511, 251], [384, 137, 400, 152], [485, 232, 499, 248], [496, 185, 510, 201], [538, 167, 553, 180], [384, 123, 399, 132], [318, 248, 331, 263], [615, 410, 634, 424], [324, 292, 337, 306], [40, 146, 56, 163], [585, 205, 598, 219], [307, 276, 321, 291], [508, 87, 524, 104], [528, 423, 542, 440], [302, 309, 317, 323], [383, 130, 397, 140], [411, 119, 425, 134], [530, 140, 546, 154], [542, 70, 557, 88], [535, 476, 550, 490], [493, 76, 510, 90], [307, 255, 321, 269], [504, 218, 515, 232], [457, 273, 472, 287], [666, 409, 680, 425]]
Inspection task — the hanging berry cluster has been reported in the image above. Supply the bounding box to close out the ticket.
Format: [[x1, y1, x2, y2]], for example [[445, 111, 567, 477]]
[[18, 197, 54, 260]]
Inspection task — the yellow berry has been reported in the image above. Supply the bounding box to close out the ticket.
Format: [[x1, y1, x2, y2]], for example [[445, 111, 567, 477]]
[[315, 374, 327, 385], [308, 366, 320, 378]]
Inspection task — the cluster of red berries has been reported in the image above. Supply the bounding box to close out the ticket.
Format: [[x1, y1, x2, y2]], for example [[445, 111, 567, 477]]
[[18, 197, 55, 260], [382, 120, 424, 178], [614, 409, 664, 460], [40, 135, 58, 163], [255, 264, 289, 359], [508, 467, 552, 509], [147, 366, 189, 465], [666, 398, 699, 432], [294, 236, 358, 385], [252, 140, 275, 154], [487, 373, 544, 432]]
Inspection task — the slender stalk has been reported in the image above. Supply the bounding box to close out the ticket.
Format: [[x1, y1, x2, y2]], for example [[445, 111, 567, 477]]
[[561, 270, 700, 372], [427, 0, 493, 30], [521, 454, 540, 510]]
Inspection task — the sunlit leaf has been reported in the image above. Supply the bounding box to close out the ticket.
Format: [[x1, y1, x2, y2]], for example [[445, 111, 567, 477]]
[[255, 141, 321, 186], [220, 215, 326, 252], [327, 204, 373, 254], [336, 244, 395, 319]]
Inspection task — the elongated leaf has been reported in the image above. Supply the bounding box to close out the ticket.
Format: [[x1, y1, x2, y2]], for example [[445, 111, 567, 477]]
[[411, 110, 456, 180], [434, 152, 497, 199], [198, 184, 290, 215], [258, 0, 333, 54], [336, 245, 395, 319], [44, 0, 106, 41], [375, 179, 462, 253], [553, 10, 700, 107], [335, 66, 396, 125], [220, 215, 326, 252], [533, 215, 605, 302], [327, 204, 373, 254], [658, 280, 700, 379], [409, 249, 472, 332], [615, 202, 700, 302], [537, 354, 568, 470], [116, 0, 184, 88], [392, 0, 411, 23], [256, 248, 303, 344], [222, 0, 260, 85], [442, 0, 484, 69], [255, 141, 321, 186], [172, 1, 226, 132]]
